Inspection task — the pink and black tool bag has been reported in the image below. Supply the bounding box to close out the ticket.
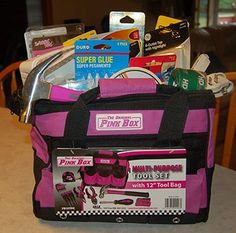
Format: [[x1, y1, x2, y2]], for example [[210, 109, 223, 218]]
[[30, 78, 216, 224]]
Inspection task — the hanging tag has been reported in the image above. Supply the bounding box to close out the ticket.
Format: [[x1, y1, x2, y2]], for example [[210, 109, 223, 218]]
[[109, 11, 145, 56]]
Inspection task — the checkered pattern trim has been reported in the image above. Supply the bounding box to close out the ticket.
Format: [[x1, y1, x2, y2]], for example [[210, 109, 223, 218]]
[[158, 210, 185, 215], [56, 209, 185, 218]]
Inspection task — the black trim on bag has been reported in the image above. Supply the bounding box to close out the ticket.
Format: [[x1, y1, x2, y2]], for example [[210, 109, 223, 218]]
[[64, 87, 190, 147], [33, 89, 215, 115], [206, 166, 215, 213], [33, 150, 48, 184], [41, 132, 208, 174], [32, 203, 209, 224]]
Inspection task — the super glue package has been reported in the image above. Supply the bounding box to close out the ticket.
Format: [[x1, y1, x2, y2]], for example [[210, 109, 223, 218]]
[[74, 40, 129, 90]]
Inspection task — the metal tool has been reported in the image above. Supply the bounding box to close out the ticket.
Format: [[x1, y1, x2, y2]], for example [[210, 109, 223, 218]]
[[99, 186, 149, 199], [107, 189, 149, 197], [99, 185, 110, 198], [100, 199, 134, 205], [19, 52, 63, 123]]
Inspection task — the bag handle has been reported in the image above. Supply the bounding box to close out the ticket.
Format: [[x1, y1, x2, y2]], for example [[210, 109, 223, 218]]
[[64, 79, 188, 147], [99, 78, 157, 98], [49, 77, 154, 102]]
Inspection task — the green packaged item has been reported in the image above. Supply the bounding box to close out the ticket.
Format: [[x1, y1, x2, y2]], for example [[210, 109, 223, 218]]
[[168, 68, 206, 90]]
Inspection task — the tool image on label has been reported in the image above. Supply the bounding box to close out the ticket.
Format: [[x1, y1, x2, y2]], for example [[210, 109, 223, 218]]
[[99, 186, 149, 199], [100, 199, 134, 205], [55, 183, 66, 192], [61, 191, 78, 207], [73, 186, 86, 203], [85, 186, 98, 205], [135, 198, 151, 207], [62, 171, 75, 182]]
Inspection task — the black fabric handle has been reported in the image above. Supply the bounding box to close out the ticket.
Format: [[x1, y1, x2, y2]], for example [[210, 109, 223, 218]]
[[64, 85, 188, 147], [64, 88, 98, 142], [155, 89, 188, 146]]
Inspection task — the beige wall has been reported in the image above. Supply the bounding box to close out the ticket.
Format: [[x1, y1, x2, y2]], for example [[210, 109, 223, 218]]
[[51, 0, 157, 32]]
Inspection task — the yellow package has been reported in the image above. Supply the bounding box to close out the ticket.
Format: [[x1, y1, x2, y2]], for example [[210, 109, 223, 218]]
[[155, 15, 182, 29]]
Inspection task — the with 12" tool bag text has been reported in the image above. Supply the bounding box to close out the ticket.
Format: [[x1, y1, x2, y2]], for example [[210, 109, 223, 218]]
[[28, 78, 215, 224]]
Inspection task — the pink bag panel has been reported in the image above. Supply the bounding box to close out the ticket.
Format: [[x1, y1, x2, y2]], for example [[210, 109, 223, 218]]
[[30, 127, 49, 164], [207, 108, 215, 168], [186, 168, 207, 214], [35, 167, 55, 208], [35, 109, 210, 137]]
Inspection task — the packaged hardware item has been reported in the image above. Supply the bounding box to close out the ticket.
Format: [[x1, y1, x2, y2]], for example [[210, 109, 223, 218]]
[[24, 23, 84, 58], [22, 76, 215, 224], [191, 54, 211, 72], [155, 15, 183, 29], [63, 30, 97, 47], [168, 68, 206, 91], [145, 18, 190, 69], [144, 21, 189, 55], [90, 28, 142, 58], [109, 11, 145, 55], [206, 72, 234, 97], [74, 40, 129, 90], [129, 54, 176, 82]]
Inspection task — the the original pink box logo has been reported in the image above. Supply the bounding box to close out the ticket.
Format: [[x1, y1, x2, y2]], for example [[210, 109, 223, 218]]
[[96, 113, 143, 131], [57, 156, 93, 167]]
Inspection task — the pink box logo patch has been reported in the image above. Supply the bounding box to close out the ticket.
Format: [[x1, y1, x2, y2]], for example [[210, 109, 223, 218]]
[[57, 156, 93, 167], [96, 113, 143, 131]]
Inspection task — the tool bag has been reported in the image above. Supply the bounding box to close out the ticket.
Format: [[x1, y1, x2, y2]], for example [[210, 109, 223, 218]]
[[30, 78, 215, 224]]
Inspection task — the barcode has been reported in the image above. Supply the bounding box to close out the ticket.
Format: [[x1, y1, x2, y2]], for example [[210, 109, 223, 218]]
[[165, 197, 182, 209]]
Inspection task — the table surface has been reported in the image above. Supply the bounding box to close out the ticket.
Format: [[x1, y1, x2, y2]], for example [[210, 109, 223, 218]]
[[0, 107, 236, 233]]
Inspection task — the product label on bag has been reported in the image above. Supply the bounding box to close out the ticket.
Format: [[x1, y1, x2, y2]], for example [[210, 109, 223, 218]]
[[123, 157, 186, 214], [57, 157, 93, 167], [52, 148, 186, 219], [96, 113, 143, 131]]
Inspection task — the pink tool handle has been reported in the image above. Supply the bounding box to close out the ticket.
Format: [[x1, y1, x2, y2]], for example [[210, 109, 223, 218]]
[[135, 198, 151, 207], [99, 78, 156, 98], [135, 202, 151, 207]]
